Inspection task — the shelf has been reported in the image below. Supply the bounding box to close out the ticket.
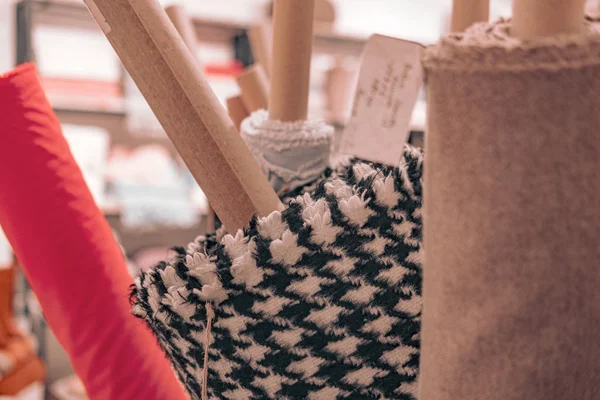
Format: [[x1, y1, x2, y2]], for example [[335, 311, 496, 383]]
[[104, 212, 209, 255], [189, 15, 366, 55], [52, 107, 176, 151], [51, 100, 126, 117], [22, 0, 367, 55], [53, 105, 125, 117], [20, 0, 368, 125]]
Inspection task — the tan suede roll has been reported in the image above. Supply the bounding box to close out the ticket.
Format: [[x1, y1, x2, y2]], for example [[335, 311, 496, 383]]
[[421, 19, 600, 400]]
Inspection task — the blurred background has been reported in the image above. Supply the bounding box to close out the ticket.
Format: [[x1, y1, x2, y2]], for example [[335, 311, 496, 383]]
[[0, 1, 512, 398]]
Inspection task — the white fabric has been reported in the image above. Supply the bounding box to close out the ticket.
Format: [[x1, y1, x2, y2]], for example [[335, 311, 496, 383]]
[[241, 110, 334, 192]]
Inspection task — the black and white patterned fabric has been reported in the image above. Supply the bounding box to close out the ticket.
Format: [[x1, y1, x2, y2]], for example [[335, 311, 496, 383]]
[[131, 145, 424, 400]]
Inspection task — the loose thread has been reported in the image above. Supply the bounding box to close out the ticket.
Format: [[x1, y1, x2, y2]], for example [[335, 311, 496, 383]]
[[202, 303, 215, 400]]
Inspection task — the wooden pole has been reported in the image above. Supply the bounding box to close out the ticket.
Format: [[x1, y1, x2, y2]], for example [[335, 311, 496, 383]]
[[268, 0, 315, 122], [512, 0, 585, 39], [237, 64, 270, 112], [83, 0, 282, 231], [248, 22, 272, 76], [166, 4, 220, 232], [165, 4, 200, 64], [450, 0, 490, 32], [226, 95, 250, 130]]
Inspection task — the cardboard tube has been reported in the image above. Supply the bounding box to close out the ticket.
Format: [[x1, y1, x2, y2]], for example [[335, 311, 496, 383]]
[[269, 0, 315, 122], [167, 4, 222, 233], [512, 0, 585, 39], [248, 23, 272, 76], [326, 63, 356, 125], [236, 64, 269, 112], [84, 0, 282, 231], [227, 95, 250, 130], [165, 4, 200, 65], [206, 206, 216, 232], [450, 0, 489, 32]]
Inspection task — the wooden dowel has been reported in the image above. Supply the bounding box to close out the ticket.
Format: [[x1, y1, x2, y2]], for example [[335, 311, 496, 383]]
[[236, 64, 269, 112], [512, 0, 585, 39], [206, 205, 216, 232], [226, 95, 250, 130], [248, 23, 272, 76], [450, 0, 489, 32], [268, 0, 315, 122], [167, 4, 220, 232], [84, 0, 282, 231], [326, 63, 355, 125], [165, 4, 201, 65]]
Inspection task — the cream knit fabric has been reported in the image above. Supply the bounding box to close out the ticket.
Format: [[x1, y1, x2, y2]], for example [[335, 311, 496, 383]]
[[132, 147, 424, 399]]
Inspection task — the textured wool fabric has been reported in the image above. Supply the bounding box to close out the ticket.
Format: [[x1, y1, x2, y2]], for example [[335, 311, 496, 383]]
[[0, 63, 187, 400], [421, 20, 600, 400], [241, 110, 334, 193], [132, 146, 423, 399]]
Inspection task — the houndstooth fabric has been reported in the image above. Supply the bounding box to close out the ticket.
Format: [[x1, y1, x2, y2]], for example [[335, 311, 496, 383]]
[[131, 145, 424, 400]]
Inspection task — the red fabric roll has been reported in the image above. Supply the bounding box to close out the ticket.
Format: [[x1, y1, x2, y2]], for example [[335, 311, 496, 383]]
[[0, 63, 187, 400]]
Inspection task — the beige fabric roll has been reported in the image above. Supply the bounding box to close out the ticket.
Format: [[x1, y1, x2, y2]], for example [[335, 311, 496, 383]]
[[421, 20, 600, 400]]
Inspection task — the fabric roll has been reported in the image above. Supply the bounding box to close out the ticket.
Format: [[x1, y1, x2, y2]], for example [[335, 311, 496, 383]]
[[131, 146, 424, 399], [241, 110, 334, 193], [0, 63, 187, 400], [421, 20, 600, 400]]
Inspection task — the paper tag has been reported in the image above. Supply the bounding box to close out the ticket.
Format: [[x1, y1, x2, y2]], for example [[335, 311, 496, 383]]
[[83, 0, 112, 35], [339, 34, 424, 166]]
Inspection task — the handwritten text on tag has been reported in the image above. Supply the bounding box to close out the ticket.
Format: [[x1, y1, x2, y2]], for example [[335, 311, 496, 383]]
[[340, 35, 424, 166]]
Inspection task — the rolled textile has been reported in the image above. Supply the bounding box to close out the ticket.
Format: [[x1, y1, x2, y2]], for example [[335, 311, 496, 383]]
[[0, 63, 187, 400], [421, 20, 600, 400], [131, 146, 424, 399], [241, 110, 334, 193]]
